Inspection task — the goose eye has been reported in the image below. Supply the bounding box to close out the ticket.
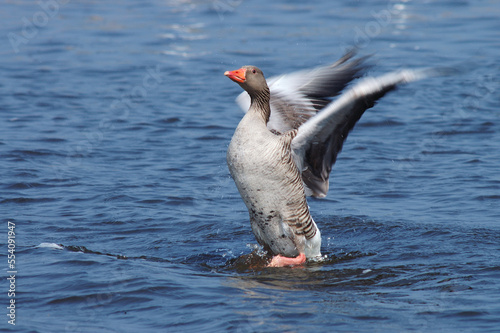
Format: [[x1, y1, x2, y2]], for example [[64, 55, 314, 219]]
[[252, 69, 256, 74]]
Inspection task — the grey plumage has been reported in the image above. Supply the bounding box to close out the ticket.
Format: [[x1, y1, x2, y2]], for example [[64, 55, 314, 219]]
[[235, 52, 433, 198], [226, 56, 433, 263]]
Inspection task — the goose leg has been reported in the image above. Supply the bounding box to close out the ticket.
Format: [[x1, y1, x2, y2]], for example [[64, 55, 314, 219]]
[[268, 253, 306, 267]]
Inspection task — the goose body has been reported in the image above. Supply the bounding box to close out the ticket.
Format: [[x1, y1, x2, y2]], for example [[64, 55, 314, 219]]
[[227, 89, 322, 263], [225, 54, 431, 267]]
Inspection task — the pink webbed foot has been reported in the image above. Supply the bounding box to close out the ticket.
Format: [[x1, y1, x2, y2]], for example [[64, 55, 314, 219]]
[[268, 253, 306, 267]]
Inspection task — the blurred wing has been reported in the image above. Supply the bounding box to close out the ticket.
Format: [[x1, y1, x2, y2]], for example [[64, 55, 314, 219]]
[[292, 69, 433, 198]]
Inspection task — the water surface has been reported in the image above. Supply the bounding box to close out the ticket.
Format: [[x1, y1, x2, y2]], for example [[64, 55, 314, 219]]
[[1, 0, 499, 332]]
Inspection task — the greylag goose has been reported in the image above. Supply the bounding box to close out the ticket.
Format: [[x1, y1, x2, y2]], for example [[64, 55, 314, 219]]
[[225, 53, 430, 267]]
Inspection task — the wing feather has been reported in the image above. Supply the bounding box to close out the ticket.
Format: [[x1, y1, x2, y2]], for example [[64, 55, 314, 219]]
[[292, 69, 433, 197]]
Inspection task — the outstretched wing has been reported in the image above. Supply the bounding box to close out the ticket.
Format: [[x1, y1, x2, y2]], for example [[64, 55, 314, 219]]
[[292, 69, 434, 198]]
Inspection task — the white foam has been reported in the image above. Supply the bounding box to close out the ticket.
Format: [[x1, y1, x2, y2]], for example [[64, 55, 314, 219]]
[[37, 243, 64, 250]]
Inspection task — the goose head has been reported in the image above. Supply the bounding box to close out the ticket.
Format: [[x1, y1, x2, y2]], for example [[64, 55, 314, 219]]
[[224, 66, 269, 98]]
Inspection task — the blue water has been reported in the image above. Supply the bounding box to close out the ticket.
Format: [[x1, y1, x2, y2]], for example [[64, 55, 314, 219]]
[[1, 0, 499, 332]]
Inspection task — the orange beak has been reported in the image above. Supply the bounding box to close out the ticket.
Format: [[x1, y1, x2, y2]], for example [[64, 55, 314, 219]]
[[224, 68, 246, 83]]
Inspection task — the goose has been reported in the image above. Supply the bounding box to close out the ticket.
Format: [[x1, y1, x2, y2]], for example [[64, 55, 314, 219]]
[[224, 52, 431, 267]]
